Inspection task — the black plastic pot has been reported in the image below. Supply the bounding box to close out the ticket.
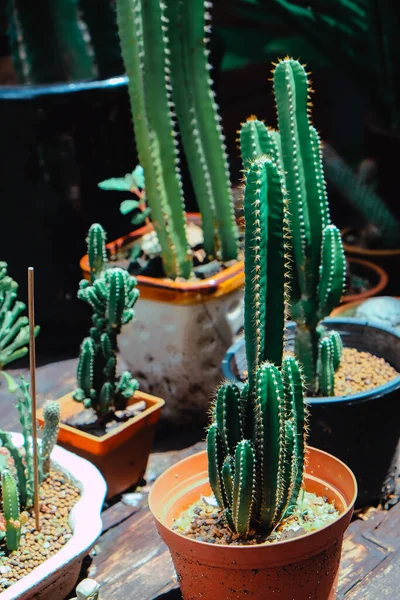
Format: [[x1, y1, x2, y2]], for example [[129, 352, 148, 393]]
[[222, 318, 400, 508], [0, 77, 138, 354]]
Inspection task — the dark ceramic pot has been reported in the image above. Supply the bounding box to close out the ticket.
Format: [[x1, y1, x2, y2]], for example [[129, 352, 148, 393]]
[[222, 319, 400, 508], [0, 77, 137, 353]]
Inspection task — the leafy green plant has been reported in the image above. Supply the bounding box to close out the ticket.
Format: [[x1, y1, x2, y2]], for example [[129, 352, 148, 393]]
[[207, 155, 307, 536], [0, 262, 39, 369], [114, 0, 238, 279], [73, 223, 140, 417], [0, 372, 60, 509], [239, 59, 346, 395]]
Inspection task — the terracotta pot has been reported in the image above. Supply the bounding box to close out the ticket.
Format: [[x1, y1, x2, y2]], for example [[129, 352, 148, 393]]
[[37, 391, 164, 500], [343, 257, 388, 304], [342, 228, 400, 296], [80, 213, 244, 425], [149, 448, 357, 600]]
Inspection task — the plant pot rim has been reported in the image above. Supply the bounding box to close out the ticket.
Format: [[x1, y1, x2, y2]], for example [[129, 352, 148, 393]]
[[342, 227, 400, 257], [331, 296, 400, 318], [37, 390, 165, 457], [149, 447, 357, 561], [344, 257, 388, 303], [222, 318, 400, 406], [79, 213, 244, 304], [0, 75, 128, 101], [1, 433, 106, 600]]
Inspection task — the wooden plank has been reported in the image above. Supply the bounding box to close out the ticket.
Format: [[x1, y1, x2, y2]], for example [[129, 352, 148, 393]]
[[362, 502, 400, 552], [345, 551, 400, 599], [90, 509, 179, 599]]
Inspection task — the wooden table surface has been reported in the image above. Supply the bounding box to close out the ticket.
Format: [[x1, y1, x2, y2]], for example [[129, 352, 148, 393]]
[[1, 358, 399, 600]]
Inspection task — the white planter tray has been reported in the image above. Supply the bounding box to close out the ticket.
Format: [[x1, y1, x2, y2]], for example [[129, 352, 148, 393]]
[[0, 433, 106, 600]]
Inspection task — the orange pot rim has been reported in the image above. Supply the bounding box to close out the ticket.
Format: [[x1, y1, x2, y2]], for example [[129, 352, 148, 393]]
[[342, 227, 400, 257], [149, 447, 357, 566], [38, 390, 165, 456], [79, 213, 244, 302], [344, 256, 388, 303]]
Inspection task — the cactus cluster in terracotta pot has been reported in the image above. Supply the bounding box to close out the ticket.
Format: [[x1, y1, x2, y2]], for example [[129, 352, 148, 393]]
[[208, 155, 307, 536]]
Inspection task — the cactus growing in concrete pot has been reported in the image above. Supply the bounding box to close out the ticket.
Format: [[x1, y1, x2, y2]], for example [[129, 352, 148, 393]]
[[207, 155, 307, 536], [114, 0, 238, 279], [239, 59, 346, 395]]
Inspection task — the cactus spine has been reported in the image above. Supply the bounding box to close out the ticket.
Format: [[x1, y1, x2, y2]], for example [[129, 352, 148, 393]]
[[239, 59, 346, 394], [207, 156, 307, 537], [1, 470, 21, 551], [115, 0, 238, 277], [74, 224, 140, 416]]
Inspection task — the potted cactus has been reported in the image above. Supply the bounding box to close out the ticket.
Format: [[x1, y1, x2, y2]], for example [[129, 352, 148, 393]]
[[149, 155, 357, 600], [0, 373, 106, 599], [223, 58, 400, 507], [40, 224, 164, 499], [80, 0, 244, 424]]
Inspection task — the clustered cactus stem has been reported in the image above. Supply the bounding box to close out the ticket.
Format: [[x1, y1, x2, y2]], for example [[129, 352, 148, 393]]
[[0, 262, 39, 369], [207, 156, 308, 537], [115, 0, 238, 278], [239, 58, 346, 396], [1, 469, 21, 552], [73, 224, 140, 416]]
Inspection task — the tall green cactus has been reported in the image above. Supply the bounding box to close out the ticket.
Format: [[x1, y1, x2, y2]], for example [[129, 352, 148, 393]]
[[115, 0, 238, 277], [1, 470, 21, 552], [0, 262, 39, 369], [239, 59, 346, 395], [7, 0, 95, 84], [73, 224, 140, 416], [207, 155, 307, 537]]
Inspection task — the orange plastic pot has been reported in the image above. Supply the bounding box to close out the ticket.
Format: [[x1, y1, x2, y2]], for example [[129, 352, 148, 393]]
[[343, 257, 388, 303], [79, 213, 244, 305], [38, 391, 164, 499], [149, 448, 357, 600]]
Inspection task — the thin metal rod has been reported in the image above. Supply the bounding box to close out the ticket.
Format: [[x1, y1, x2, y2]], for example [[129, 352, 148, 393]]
[[28, 267, 40, 531]]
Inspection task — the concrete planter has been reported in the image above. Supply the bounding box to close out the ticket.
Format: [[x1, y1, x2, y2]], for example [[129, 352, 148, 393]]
[[1, 433, 106, 600]]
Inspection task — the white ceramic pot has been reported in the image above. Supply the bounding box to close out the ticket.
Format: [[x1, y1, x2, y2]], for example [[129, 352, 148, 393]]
[[118, 290, 244, 424], [1, 433, 106, 600]]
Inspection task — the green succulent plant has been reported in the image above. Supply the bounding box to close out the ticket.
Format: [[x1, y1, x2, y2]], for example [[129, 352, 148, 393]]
[[0, 372, 60, 509], [1, 469, 21, 552], [0, 262, 39, 369], [73, 223, 140, 416], [114, 0, 238, 279], [239, 58, 346, 395], [207, 155, 307, 537]]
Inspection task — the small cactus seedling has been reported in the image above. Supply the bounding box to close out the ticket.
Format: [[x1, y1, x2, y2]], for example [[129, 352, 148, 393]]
[[207, 155, 307, 537], [239, 59, 346, 395], [1, 469, 21, 551], [0, 262, 39, 369], [0, 373, 60, 508], [73, 224, 140, 416], [114, 0, 238, 278]]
